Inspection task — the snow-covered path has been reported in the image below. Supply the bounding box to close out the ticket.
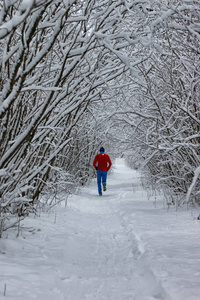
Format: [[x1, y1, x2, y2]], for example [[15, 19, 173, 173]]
[[1, 161, 200, 300]]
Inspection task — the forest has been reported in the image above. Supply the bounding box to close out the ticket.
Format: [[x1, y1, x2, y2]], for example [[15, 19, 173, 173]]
[[0, 0, 200, 236]]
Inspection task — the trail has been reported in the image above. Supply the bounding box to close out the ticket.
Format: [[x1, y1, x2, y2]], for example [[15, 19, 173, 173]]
[[59, 163, 167, 300], [1, 161, 200, 300]]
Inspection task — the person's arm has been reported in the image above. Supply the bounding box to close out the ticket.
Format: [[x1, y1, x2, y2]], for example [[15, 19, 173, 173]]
[[93, 155, 98, 169], [107, 156, 112, 171]]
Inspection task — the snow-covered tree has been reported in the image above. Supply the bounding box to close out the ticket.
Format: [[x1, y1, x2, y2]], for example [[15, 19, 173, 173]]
[[109, 0, 200, 206]]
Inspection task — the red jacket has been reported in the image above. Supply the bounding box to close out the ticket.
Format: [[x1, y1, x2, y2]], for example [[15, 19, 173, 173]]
[[93, 153, 112, 171]]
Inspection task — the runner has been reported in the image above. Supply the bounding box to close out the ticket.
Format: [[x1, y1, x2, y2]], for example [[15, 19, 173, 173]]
[[93, 147, 112, 196]]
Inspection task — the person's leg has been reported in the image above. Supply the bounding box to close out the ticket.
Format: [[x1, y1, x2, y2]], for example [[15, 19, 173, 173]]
[[97, 170, 102, 195], [102, 171, 107, 191]]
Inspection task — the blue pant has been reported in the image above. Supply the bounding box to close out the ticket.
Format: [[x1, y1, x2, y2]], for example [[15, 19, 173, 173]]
[[97, 170, 107, 194]]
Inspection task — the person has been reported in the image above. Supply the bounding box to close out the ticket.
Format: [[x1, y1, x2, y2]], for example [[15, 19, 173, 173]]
[[93, 147, 112, 196]]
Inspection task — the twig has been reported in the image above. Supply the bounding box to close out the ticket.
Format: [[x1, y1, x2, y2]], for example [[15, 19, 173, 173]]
[[4, 284, 6, 296]]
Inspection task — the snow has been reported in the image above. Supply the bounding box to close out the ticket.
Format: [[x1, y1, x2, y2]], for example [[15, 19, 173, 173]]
[[0, 169, 7, 176], [0, 0, 34, 39], [20, 0, 34, 12], [1, 160, 200, 300], [21, 86, 62, 92]]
